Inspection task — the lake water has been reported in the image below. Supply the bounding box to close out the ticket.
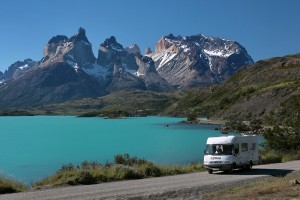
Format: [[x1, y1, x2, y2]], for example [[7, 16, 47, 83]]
[[0, 116, 223, 184]]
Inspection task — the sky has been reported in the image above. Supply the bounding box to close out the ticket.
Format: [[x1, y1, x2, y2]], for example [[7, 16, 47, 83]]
[[0, 0, 300, 72]]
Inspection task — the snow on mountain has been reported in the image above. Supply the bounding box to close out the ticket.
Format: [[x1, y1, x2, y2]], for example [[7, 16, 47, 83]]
[[148, 33, 254, 88]]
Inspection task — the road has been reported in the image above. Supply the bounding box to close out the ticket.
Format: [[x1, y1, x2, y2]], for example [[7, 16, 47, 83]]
[[1, 160, 300, 200]]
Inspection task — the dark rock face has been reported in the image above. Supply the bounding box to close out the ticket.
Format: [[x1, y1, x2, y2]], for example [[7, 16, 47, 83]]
[[2, 59, 37, 81], [68, 27, 91, 44], [148, 34, 254, 88], [0, 62, 104, 108], [48, 35, 68, 44], [0, 28, 105, 109]]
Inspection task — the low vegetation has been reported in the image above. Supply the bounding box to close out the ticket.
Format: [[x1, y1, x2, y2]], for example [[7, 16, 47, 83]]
[[202, 171, 300, 200], [0, 176, 27, 194], [78, 110, 133, 118], [33, 154, 204, 189]]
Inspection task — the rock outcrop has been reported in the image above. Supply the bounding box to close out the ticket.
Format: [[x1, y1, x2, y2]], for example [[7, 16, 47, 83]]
[[148, 34, 254, 88], [124, 44, 141, 55], [144, 47, 152, 55], [97, 36, 174, 92], [1, 59, 37, 81]]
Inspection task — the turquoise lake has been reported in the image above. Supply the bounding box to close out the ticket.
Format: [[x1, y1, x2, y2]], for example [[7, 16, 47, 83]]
[[0, 116, 223, 184]]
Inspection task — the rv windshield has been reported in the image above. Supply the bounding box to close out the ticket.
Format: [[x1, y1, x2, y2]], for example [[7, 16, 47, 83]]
[[205, 144, 233, 155]]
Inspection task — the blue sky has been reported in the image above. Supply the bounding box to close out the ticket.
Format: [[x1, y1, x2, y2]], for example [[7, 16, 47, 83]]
[[0, 0, 300, 72]]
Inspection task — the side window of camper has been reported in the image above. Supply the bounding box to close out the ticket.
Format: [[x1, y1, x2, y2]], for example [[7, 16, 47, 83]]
[[250, 143, 256, 151], [242, 143, 248, 152]]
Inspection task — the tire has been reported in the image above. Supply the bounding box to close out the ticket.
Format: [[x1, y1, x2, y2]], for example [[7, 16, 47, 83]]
[[225, 165, 233, 174], [208, 169, 213, 174], [246, 161, 253, 170]]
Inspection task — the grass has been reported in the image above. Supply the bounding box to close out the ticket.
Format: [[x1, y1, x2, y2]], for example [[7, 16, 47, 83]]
[[202, 171, 300, 200], [0, 176, 27, 194], [2, 152, 299, 195], [261, 150, 300, 164], [32, 154, 205, 189]]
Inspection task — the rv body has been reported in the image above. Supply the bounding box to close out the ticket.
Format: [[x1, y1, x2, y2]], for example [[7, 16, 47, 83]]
[[203, 135, 259, 174]]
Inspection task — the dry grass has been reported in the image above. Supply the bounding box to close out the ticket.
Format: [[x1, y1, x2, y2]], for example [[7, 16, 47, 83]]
[[202, 171, 300, 200]]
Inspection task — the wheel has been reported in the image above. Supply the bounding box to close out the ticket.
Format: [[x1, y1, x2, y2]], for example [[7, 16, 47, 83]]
[[227, 167, 233, 174], [246, 161, 253, 170], [225, 164, 233, 174], [208, 169, 213, 174]]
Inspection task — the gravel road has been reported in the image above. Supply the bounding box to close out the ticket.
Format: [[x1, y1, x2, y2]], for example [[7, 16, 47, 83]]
[[1, 160, 300, 200]]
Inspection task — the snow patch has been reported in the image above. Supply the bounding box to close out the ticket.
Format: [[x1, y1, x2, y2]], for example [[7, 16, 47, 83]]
[[18, 64, 29, 70], [157, 52, 177, 69], [66, 60, 79, 72], [110, 45, 123, 52], [203, 49, 234, 58], [207, 56, 213, 72], [151, 52, 165, 62], [135, 71, 144, 77], [82, 63, 109, 79]]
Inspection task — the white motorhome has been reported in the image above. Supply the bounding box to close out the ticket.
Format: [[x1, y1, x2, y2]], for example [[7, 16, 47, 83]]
[[203, 135, 260, 174]]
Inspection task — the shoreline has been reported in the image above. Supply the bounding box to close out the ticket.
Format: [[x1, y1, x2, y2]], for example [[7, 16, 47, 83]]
[[178, 119, 225, 126], [198, 119, 225, 126]]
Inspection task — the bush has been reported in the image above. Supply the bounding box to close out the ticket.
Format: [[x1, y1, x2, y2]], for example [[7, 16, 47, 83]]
[[114, 154, 148, 166], [260, 151, 282, 164], [75, 171, 97, 185], [187, 113, 197, 122], [0, 177, 27, 194], [33, 154, 205, 188], [59, 163, 75, 172], [139, 163, 162, 177]]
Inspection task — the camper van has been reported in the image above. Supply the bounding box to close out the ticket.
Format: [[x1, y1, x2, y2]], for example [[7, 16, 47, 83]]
[[203, 135, 260, 174]]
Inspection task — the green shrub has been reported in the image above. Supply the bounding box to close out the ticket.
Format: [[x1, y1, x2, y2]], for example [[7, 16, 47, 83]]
[[0, 177, 27, 194], [75, 171, 97, 185], [114, 154, 148, 166], [139, 163, 162, 177], [260, 151, 282, 164]]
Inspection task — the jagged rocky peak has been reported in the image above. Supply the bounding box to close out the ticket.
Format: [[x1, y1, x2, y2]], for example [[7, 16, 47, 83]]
[[43, 27, 96, 69], [48, 35, 68, 44], [68, 27, 90, 44], [144, 47, 152, 55], [155, 34, 180, 53], [97, 36, 125, 65], [125, 44, 141, 55], [2, 58, 37, 81], [100, 36, 123, 51]]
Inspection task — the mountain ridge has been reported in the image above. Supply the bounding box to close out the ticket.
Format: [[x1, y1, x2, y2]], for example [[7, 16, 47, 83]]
[[0, 28, 253, 109]]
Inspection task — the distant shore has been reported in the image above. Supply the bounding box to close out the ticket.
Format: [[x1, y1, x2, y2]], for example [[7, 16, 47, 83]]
[[178, 119, 225, 126]]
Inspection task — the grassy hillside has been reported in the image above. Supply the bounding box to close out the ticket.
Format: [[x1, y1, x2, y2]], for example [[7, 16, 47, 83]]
[[27, 89, 180, 116], [171, 53, 300, 121]]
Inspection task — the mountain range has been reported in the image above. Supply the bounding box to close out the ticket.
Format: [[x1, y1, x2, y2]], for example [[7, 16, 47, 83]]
[[0, 27, 253, 108], [23, 53, 299, 123]]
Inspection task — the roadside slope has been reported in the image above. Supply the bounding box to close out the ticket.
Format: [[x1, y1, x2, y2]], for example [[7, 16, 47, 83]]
[[1, 160, 300, 200]]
